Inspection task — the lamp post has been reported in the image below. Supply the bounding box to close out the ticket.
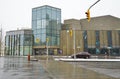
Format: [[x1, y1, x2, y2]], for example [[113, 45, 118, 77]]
[[67, 30, 69, 57], [73, 29, 76, 59], [69, 27, 76, 59], [46, 38, 49, 57], [28, 39, 30, 61]]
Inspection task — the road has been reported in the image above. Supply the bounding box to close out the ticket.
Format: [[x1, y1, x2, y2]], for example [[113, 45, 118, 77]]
[[0, 56, 119, 79]]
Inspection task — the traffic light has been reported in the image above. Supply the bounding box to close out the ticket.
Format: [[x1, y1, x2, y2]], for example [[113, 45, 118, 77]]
[[85, 9, 90, 22], [69, 28, 73, 37], [46, 38, 49, 42]]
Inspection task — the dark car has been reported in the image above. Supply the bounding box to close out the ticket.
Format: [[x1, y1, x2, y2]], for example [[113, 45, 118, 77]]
[[71, 52, 91, 59]]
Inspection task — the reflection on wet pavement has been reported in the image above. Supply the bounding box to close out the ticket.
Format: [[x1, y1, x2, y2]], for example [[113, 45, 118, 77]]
[[0, 56, 119, 79], [0, 56, 51, 79], [41, 60, 119, 79]]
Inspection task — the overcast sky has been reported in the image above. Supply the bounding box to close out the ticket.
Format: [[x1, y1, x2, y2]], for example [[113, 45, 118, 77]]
[[0, 0, 120, 33]]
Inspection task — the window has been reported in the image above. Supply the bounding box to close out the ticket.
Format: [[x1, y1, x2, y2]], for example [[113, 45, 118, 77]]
[[32, 20, 37, 30], [46, 9, 51, 20], [95, 31, 100, 47], [107, 31, 112, 47], [20, 35, 24, 46], [42, 19, 46, 28], [37, 11, 41, 20], [83, 31, 88, 51], [32, 9, 37, 20], [52, 10, 57, 20], [42, 9, 46, 19], [37, 20, 42, 29]]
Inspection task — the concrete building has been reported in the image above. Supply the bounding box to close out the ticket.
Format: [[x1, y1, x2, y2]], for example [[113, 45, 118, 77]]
[[60, 15, 120, 56], [5, 29, 33, 56], [32, 5, 61, 55]]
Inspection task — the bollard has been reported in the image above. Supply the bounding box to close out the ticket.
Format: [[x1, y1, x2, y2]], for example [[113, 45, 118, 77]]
[[28, 54, 30, 61]]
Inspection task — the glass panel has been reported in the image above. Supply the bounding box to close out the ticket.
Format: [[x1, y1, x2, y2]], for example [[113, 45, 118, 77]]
[[19, 46, 23, 55], [46, 9, 51, 20], [36, 29, 40, 34], [57, 9, 61, 21], [52, 10, 57, 20], [41, 34, 46, 45], [32, 20, 37, 30], [42, 28, 46, 34], [24, 34, 32, 46], [37, 11, 41, 20], [42, 19, 46, 28], [33, 30, 37, 34], [52, 20, 57, 30], [37, 20, 42, 29], [32, 9, 37, 20], [42, 9, 46, 19], [5, 36, 9, 46], [51, 36, 57, 46], [20, 35, 24, 46]]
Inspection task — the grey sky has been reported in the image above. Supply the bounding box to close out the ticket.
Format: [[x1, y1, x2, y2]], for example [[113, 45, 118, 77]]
[[0, 0, 120, 33]]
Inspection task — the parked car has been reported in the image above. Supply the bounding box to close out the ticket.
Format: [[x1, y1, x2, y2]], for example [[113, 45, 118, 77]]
[[71, 52, 91, 59]]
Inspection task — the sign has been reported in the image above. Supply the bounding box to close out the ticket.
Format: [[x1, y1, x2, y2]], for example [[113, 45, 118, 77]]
[[35, 38, 40, 43]]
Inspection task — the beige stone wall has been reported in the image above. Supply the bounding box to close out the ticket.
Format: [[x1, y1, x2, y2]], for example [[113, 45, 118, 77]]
[[60, 30, 120, 55], [60, 15, 120, 55], [80, 15, 120, 30]]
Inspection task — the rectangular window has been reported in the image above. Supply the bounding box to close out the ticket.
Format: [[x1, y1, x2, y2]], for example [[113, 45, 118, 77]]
[[32, 9, 37, 20], [37, 11, 41, 20], [32, 20, 37, 30], [107, 31, 112, 47], [52, 10, 57, 20], [42, 9, 46, 19], [95, 31, 100, 54], [37, 20, 42, 29], [83, 31, 88, 51], [42, 19, 46, 28], [95, 31, 100, 47], [46, 9, 51, 20]]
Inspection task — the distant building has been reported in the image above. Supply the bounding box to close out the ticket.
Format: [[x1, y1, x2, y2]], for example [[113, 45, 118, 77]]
[[32, 5, 61, 55], [61, 15, 120, 56], [5, 29, 33, 56]]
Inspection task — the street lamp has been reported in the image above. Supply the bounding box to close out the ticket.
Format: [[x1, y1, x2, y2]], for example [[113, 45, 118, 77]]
[[69, 27, 76, 59], [46, 38, 49, 57], [73, 28, 76, 59], [67, 30, 69, 57], [28, 39, 31, 61]]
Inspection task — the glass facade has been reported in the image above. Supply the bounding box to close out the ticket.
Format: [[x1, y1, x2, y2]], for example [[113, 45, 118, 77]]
[[5, 30, 33, 56], [32, 5, 61, 47]]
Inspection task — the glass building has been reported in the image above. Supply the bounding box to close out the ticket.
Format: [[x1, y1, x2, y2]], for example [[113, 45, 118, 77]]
[[32, 5, 61, 55], [5, 29, 33, 56]]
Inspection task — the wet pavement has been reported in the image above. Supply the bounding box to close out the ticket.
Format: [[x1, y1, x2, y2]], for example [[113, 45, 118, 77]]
[[0, 56, 50, 79], [0, 56, 120, 79]]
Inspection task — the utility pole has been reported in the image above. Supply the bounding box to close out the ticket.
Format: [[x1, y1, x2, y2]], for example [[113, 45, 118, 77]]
[[73, 29, 76, 59], [46, 38, 49, 57]]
